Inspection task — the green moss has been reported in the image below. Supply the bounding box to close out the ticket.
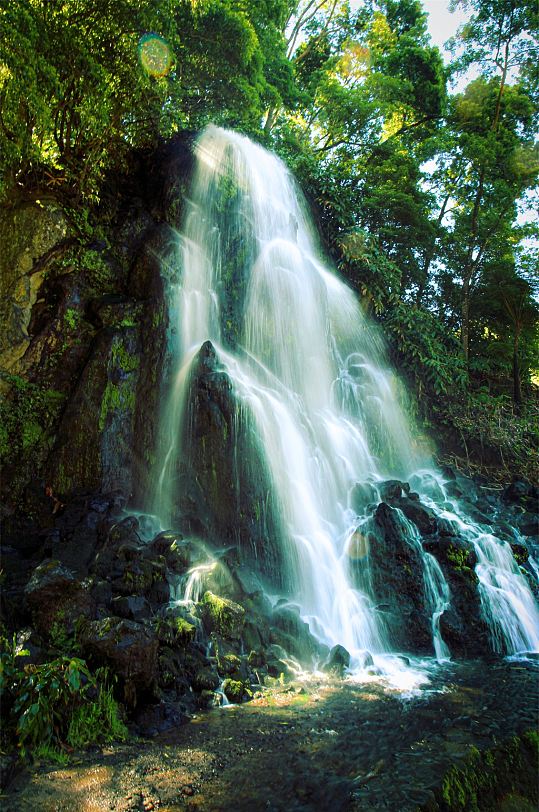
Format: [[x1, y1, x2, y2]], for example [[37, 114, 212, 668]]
[[154, 616, 196, 646], [437, 731, 538, 811], [98, 380, 136, 430], [0, 375, 65, 465], [111, 341, 139, 373], [510, 544, 528, 566], [222, 678, 251, 704], [64, 308, 81, 330], [447, 546, 470, 570], [201, 591, 245, 639]]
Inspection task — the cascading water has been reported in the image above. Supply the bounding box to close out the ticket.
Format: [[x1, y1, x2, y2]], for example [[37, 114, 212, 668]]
[[151, 124, 539, 671]]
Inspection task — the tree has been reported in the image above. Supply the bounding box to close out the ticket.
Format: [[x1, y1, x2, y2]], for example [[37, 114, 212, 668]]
[[0, 0, 294, 202], [472, 247, 539, 405], [438, 78, 538, 361]]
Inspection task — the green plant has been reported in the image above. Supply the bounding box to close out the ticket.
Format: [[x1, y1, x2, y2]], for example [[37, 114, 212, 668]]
[[0, 637, 127, 760], [447, 546, 471, 571], [0, 373, 65, 464]]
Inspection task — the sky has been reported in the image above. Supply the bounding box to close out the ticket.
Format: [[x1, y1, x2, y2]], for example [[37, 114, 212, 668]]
[[420, 0, 467, 53]]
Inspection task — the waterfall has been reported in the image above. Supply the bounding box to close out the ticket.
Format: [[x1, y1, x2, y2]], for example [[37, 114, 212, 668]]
[[150, 124, 539, 666]]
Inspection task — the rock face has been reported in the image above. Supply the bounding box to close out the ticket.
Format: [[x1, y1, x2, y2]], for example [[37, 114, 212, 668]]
[[24, 559, 95, 636], [81, 618, 159, 703], [423, 537, 491, 657], [368, 502, 432, 653], [51, 328, 141, 497], [177, 340, 286, 587], [0, 203, 69, 377], [0, 136, 193, 519]]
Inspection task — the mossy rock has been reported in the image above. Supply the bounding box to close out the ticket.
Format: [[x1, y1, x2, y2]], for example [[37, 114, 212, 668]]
[[222, 678, 251, 704], [154, 616, 196, 646], [200, 591, 245, 639], [192, 668, 220, 692], [216, 652, 242, 676], [427, 730, 538, 811]]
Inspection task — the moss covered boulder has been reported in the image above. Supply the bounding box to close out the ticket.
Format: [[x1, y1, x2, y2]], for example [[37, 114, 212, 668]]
[[81, 617, 159, 703], [200, 591, 245, 639]]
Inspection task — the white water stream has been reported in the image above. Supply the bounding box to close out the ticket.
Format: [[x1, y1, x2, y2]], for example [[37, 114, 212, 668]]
[[151, 125, 539, 670]]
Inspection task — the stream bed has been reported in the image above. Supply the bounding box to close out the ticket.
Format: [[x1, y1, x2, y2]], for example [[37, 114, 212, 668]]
[[3, 659, 538, 812]]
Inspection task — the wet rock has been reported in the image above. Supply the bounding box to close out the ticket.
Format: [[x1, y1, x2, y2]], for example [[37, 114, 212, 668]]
[[47, 495, 113, 577], [502, 477, 538, 509], [437, 518, 459, 537], [50, 326, 141, 499], [177, 340, 286, 588], [518, 514, 538, 539], [350, 482, 378, 512], [423, 538, 491, 657], [147, 579, 171, 607], [216, 652, 243, 677], [356, 650, 374, 669], [154, 614, 196, 646], [81, 617, 158, 702], [378, 480, 409, 500], [192, 668, 220, 692], [145, 532, 190, 574], [111, 595, 152, 622], [409, 472, 445, 501], [271, 605, 321, 663], [111, 556, 165, 598], [369, 503, 432, 652], [394, 497, 438, 536], [222, 678, 251, 703], [92, 516, 142, 578], [323, 644, 350, 677], [198, 689, 223, 709], [200, 591, 245, 639], [24, 559, 95, 635], [265, 643, 294, 680]]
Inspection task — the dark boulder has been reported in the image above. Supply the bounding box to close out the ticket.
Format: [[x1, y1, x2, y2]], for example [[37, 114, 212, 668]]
[[81, 617, 159, 703], [24, 559, 95, 636], [271, 605, 321, 664], [111, 595, 151, 622], [502, 477, 538, 512], [176, 340, 287, 589], [323, 644, 350, 677], [423, 537, 491, 657], [393, 496, 438, 536], [368, 503, 432, 653], [518, 514, 538, 539], [145, 532, 190, 574], [378, 480, 409, 501]]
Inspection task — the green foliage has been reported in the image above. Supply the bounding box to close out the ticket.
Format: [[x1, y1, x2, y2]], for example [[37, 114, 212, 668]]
[[0, 0, 294, 202], [383, 302, 468, 395], [0, 636, 127, 760], [0, 373, 65, 465], [446, 546, 473, 572]]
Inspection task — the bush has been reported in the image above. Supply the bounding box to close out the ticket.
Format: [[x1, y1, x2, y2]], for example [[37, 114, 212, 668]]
[[0, 635, 127, 761]]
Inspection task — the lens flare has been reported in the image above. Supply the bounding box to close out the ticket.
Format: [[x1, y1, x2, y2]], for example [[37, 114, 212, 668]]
[[138, 33, 172, 77]]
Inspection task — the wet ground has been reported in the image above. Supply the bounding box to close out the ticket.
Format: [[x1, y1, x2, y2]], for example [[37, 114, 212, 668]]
[[2, 659, 538, 812]]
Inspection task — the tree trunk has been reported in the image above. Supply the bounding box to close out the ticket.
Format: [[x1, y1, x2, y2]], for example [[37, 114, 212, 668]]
[[461, 274, 471, 363], [513, 328, 522, 408]]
